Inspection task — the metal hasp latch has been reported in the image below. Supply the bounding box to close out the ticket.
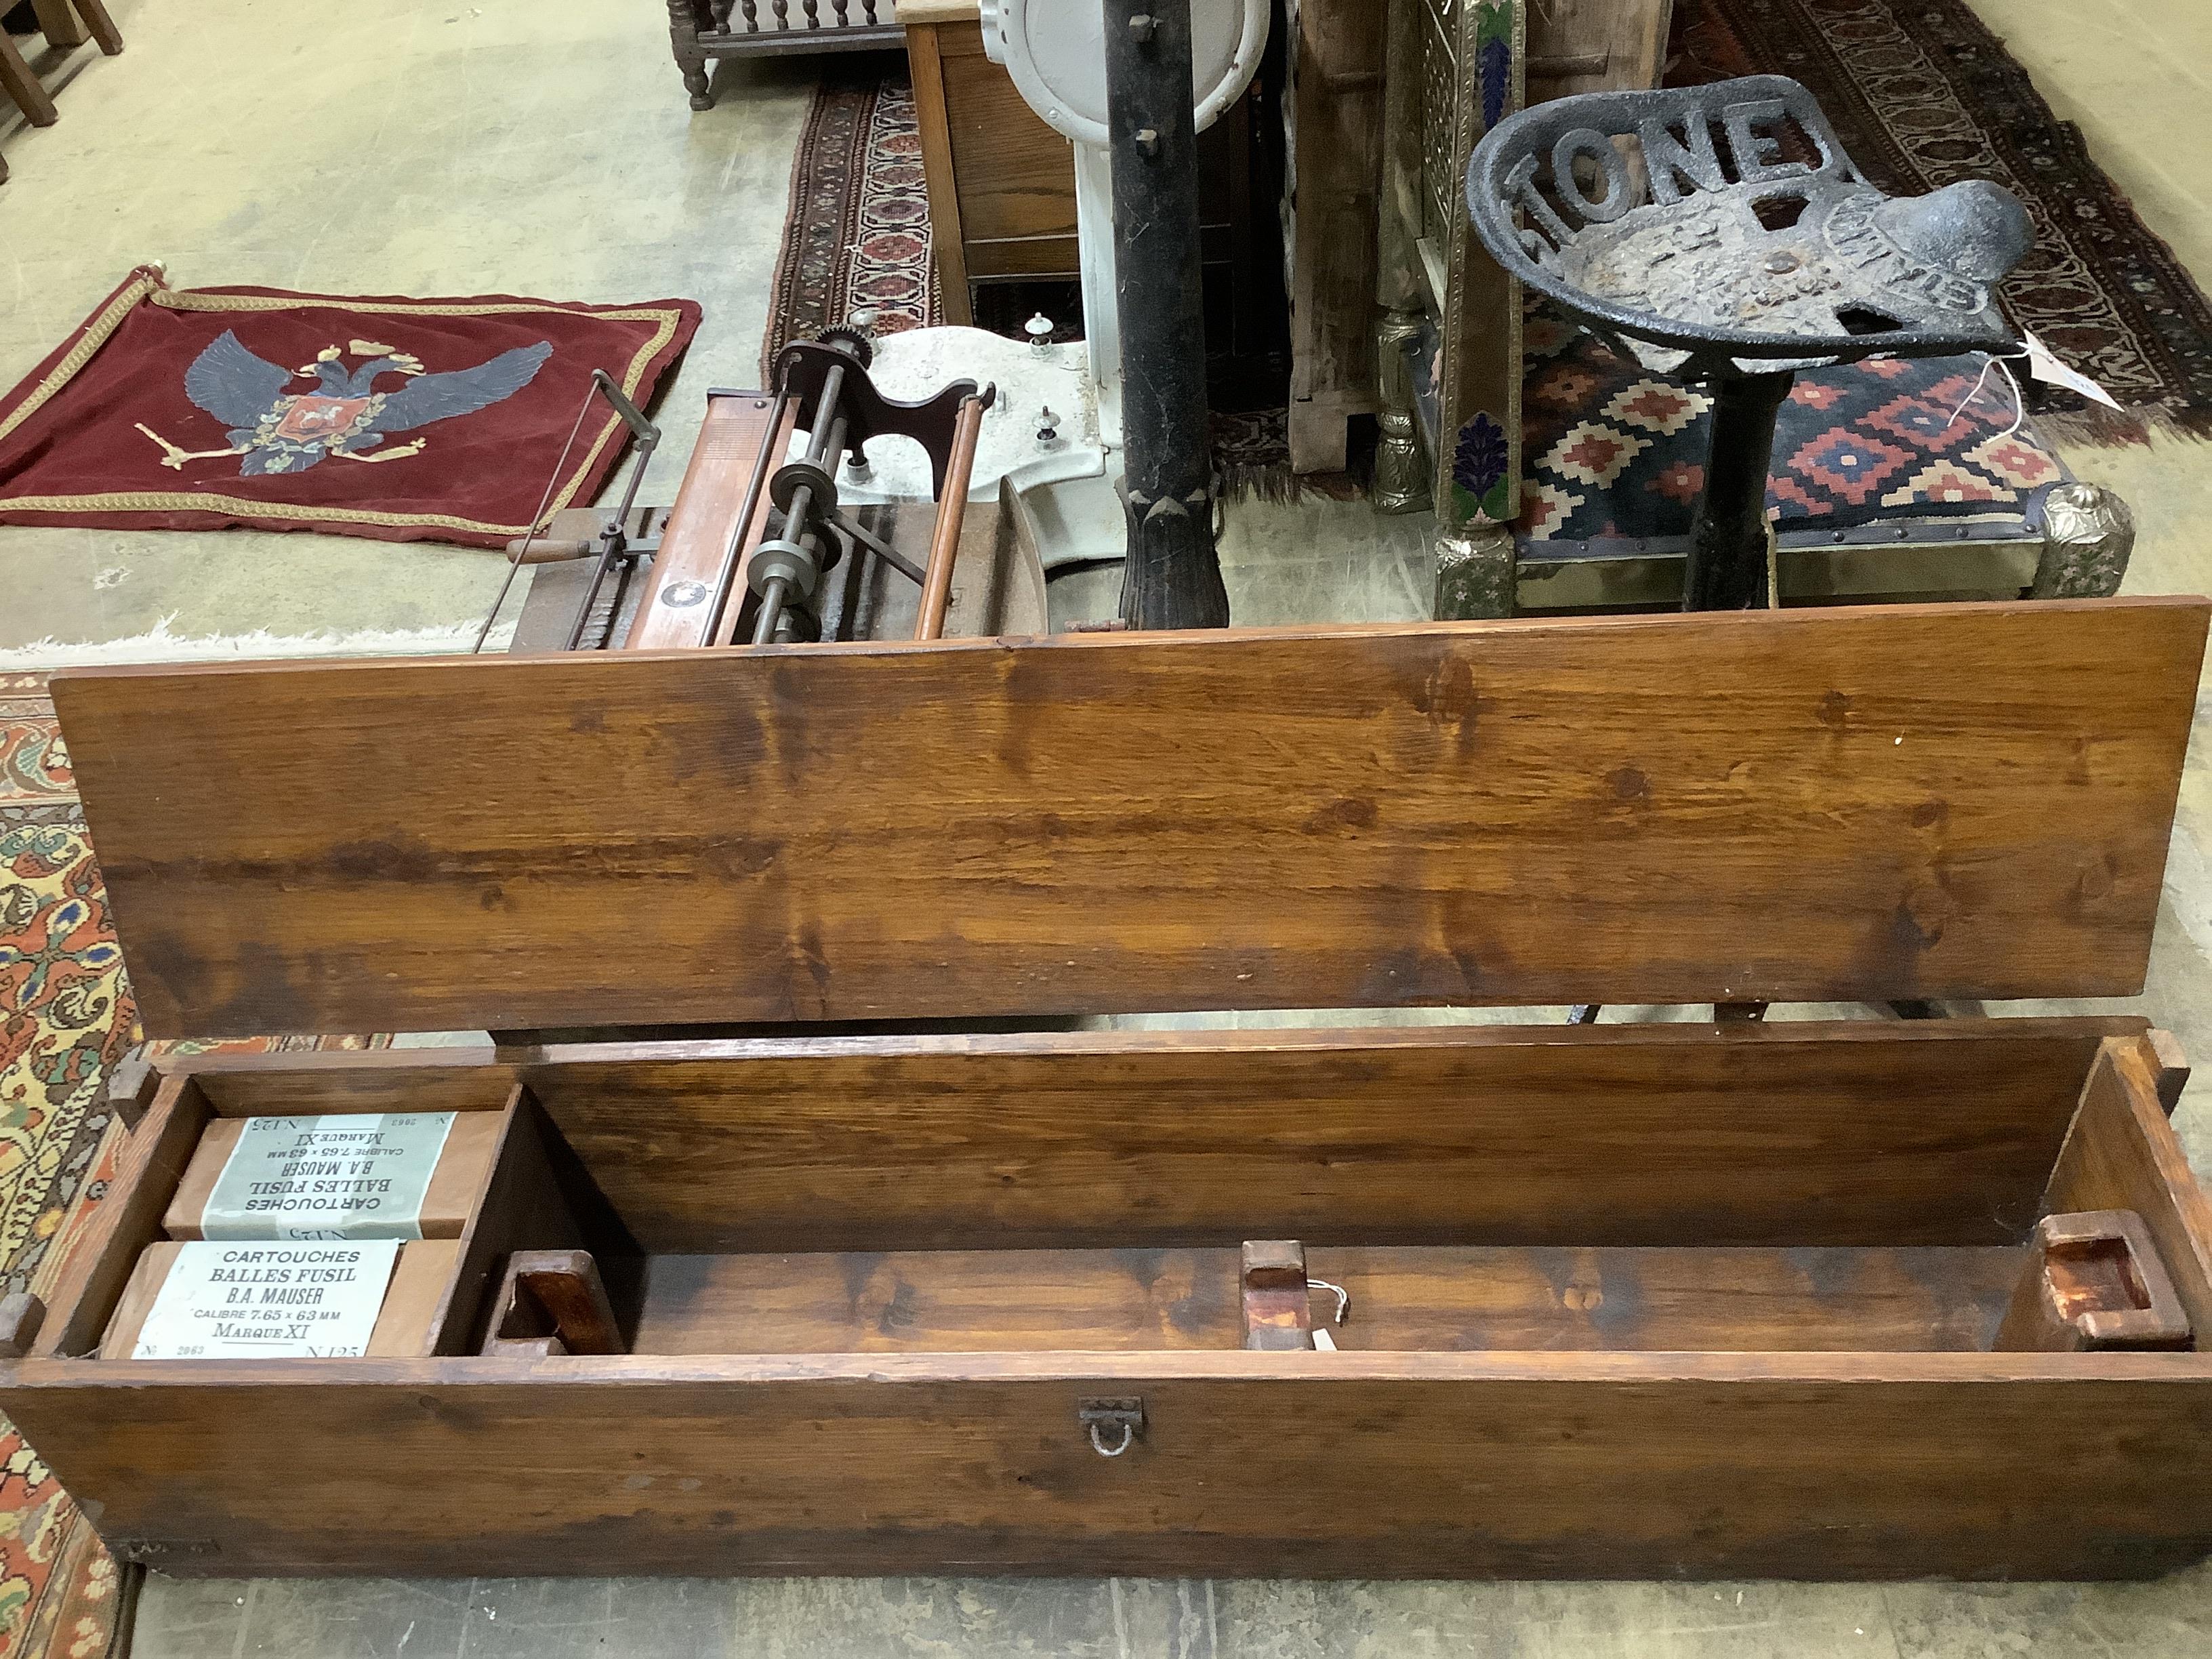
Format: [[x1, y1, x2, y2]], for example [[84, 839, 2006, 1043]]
[[1466, 75, 2034, 611], [1078, 1397, 1146, 1458]]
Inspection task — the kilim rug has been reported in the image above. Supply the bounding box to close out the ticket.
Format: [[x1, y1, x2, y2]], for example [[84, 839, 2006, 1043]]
[[1676, 0, 2212, 445], [1520, 302, 2066, 539], [0, 672, 392, 1658], [0, 268, 701, 549]]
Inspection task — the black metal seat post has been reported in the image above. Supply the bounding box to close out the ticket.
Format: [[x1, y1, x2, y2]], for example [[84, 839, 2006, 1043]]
[[1687, 368, 1794, 611]]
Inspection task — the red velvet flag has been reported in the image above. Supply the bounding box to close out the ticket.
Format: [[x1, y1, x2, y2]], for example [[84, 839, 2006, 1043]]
[[0, 267, 701, 549]]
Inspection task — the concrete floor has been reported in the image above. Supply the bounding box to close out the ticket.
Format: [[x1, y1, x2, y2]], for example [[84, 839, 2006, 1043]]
[[9, 0, 2212, 1653]]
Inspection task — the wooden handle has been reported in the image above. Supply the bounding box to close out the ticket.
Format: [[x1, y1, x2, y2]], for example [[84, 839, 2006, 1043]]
[[0, 1292, 45, 1359], [1995, 1210, 2192, 1351], [914, 394, 988, 642], [1242, 1240, 1313, 1351], [482, 1249, 623, 1357]]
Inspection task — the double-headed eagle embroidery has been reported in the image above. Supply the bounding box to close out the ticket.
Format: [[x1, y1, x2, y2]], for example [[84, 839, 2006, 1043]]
[[135, 332, 553, 476]]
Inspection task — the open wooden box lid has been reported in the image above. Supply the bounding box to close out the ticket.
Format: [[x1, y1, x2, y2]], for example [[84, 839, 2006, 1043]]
[[47, 598, 2211, 1041]]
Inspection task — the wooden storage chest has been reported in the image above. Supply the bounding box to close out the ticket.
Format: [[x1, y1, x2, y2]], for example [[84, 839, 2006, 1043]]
[[14, 597, 2212, 1580]]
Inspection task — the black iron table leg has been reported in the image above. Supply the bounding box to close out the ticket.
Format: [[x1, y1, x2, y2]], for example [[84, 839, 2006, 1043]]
[[1103, 0, 1229, 632], [1684, 369, 1795, 613]]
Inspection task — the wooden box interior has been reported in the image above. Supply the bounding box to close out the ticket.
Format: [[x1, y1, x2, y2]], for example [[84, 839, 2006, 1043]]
[[43, 1019, 2212, 1368]]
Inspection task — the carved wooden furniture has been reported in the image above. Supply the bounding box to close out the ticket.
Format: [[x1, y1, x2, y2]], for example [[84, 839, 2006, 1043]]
[[1374, 0, 1531, 588], [1281, 0, 1387, 470], [1, 0, 125, 185], [27, 0, 121, 55], [13, 595, 2212, 1580], [0, 28, 58, 131], [667, 0, 900, 111]]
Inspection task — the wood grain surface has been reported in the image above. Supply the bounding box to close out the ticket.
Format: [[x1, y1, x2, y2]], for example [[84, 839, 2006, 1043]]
[[175, 1048, 515, 1118], [626, 392, 790, 652], [2047, 1036, 2212, 1337], [631, 1248, 1245, 1353], [52, 600, 2209, 1038], [428, 1092, 588, 1358], [15, 1352, 2212, 1578], [38, 1078, 207, 1357], [18, 1021, 2212, 1582], [514, 1019, 2135, 1253], [1307, 1244, 2022, 1353], [626, 1242, 2018, 1355]]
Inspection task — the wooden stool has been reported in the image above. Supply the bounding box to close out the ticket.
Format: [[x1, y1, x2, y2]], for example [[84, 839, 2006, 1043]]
[[28, 0, 121, 56], [0, 27, 58, 128], [2, 0, 123, 184]]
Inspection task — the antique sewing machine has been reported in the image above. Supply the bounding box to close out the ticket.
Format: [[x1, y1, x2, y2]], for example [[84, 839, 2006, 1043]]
[[12, 23, 2212, 1589]]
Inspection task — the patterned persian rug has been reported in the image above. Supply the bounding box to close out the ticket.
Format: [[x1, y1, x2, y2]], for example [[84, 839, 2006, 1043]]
[[761, 66, 939, 375], [1677, 0, 2212, 445], [0, 673, 390, 1658]]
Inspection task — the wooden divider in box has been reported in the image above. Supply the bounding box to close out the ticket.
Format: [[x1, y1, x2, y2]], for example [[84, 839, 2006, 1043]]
[[30, 1065, 523, 1365]]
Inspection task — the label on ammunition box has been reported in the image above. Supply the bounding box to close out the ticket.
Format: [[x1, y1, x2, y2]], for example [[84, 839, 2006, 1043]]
[[132, 1240, 401, 1359], [201, 1113, 457, 1240]]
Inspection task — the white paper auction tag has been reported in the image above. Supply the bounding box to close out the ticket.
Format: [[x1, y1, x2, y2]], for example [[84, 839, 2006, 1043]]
[[132, 1240, 401, 1359], [2020, 329, 2125, 412], [201, 1113, 457, 1240]]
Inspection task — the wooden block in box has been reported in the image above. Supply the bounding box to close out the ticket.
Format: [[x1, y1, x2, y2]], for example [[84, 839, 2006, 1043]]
[[99, 1239, 459, 1360], [162, 1111, 503, 1241]]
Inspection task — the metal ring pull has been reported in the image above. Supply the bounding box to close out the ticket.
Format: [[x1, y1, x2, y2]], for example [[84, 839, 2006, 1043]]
[[1307, 1277, 1351, 1325], [1078, 1397, 1144, 1458]]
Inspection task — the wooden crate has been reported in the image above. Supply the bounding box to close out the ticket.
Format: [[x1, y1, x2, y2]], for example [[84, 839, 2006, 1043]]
[[14, 596, 2212, 1579], [14, 1021, 2212, 1578]]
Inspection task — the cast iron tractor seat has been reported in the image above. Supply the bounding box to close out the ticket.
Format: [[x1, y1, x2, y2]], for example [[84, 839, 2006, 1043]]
[[1467, 75, 2034, 609]]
